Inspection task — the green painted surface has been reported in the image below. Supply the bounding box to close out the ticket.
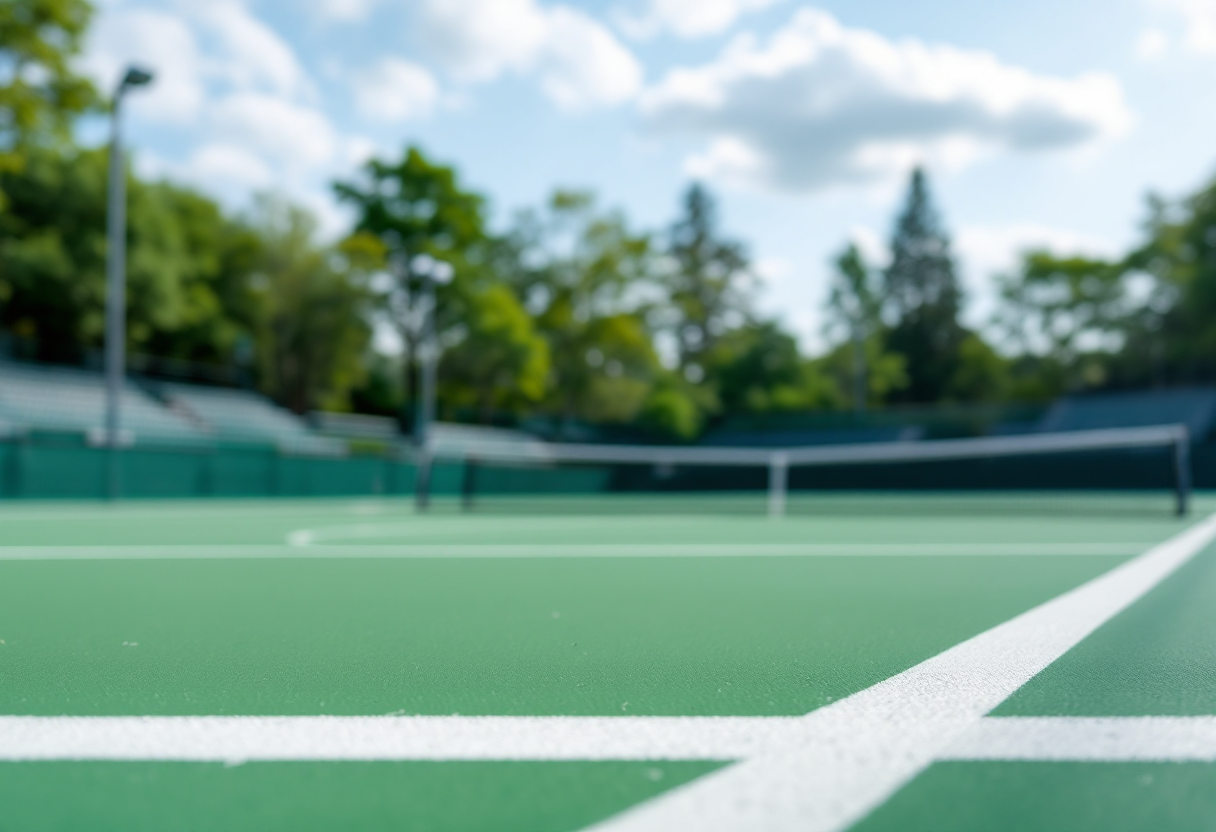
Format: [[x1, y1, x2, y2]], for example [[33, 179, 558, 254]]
[[0, 495, 1201, 546], [0, 761, 722, 832], [0, 555, 1123, 716], [996, 545, 1216, 716], [852, 762, 1216, 832], [0, 498, 1209, 830]]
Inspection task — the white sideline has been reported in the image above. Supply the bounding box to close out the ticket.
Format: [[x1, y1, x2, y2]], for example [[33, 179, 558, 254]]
[[4, 715, 1216, 764], [945, 716, 1216, 762], [586, 513, 1216, 832], [0, 542, 1150, 560]]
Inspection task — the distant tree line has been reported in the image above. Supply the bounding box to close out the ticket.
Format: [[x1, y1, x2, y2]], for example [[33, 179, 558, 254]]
[[3, 0, 1216, 440]]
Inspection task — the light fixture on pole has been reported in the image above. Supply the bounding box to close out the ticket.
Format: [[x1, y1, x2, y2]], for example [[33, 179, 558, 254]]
[[412, 254, 454, 510], [105, 66, 154, 500]]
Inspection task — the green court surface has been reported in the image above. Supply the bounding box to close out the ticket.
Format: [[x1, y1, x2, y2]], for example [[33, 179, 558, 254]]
[[1, 494, 1215, 831]]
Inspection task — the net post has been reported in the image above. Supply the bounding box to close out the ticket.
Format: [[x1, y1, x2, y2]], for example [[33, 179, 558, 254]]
[[768, 452, 789, 519], [462, 455, 478, 512], [1173, 427, 1192, 517], [414, 446, 433, 512]]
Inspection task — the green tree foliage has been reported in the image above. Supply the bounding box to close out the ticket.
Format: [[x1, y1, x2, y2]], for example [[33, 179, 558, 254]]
[[334, 146, 489, 421], [502, 190, 660, 429], [247, 196, 371, 413], [824, 242, 907, 409], [665, 183, 754, 376], [0, 146, 259, 364], [706, 321, 842, 413], [995, 251, 1127, 394], [638, 372, 707, 440], [440, 283, 550, 422], [1118, 182, 1216, 386], [881, 168, 970, 403], [0, 0, 97, 179]]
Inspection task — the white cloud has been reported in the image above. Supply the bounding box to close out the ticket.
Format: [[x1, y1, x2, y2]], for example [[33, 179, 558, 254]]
[[191, 0, 308, 97], [353, 58, 440, 122], [1156, 0, 1216, 53], [183, 143, 275, 189], [312, 0, 381, 22], [417, 0, 643, 110], [640, 9, 1132, 193], [615, 0, 782, 40], [84, 7, 206, 123], [210, 92, 338, 171], [1135, 28, 1170, 60]]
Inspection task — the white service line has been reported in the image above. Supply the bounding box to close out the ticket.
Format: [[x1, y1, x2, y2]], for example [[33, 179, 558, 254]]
[[945, 716, 1216, 762], [585, 513, 1216, 832], [0, 543, 1149, 561], [5, 715, 1216, 764], [0, 716, 796, 763]]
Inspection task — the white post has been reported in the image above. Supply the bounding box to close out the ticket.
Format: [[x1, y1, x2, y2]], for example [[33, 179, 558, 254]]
[[768, 452, 789, 519]]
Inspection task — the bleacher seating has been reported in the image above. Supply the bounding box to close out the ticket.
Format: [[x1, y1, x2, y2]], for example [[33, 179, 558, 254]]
[[159, 383, 344, 456], [1038, 387, 1216, 440], [0, 362, 205, 443]]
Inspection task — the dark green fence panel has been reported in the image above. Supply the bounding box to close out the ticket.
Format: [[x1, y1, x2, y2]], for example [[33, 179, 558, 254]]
[[386, 461, 417, 495], [12, 444, 106, 498], [209, 447, 277, 496], [120, 448, 208, 498], [0, 443, 12, 498], [274, 456, 390, 496], [431, 462, 465, 495]]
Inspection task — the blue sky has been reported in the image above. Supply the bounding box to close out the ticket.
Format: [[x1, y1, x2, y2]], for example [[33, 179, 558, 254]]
[[84, 0, 1216, 351]]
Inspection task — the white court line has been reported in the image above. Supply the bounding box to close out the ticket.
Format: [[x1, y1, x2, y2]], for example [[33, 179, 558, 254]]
[[0, 716, 795, 762], [945, 716, 1216, 762], [585, 513, 1216, 832], [3, 715, 1215, 764], [0, 543, 1151, 561]]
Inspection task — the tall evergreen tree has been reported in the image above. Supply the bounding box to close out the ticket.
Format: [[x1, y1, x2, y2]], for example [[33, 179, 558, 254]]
[[666, 183, 753, 377], [882, 167, 968, 403]]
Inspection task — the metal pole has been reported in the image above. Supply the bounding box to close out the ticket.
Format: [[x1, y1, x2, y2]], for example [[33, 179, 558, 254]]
[[768, 452, 789, 519], [1173, 429, 1192, 517], [852, 330, 867, 414], [104, 91, 127, 500], [414, 277, 436, 510]]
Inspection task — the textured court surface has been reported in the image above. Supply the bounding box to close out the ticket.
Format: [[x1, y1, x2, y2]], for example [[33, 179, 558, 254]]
[[1, 495, 1215, 831]]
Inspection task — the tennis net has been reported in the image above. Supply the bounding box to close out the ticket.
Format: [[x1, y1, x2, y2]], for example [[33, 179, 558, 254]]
[[418, 424, 1193, 517]]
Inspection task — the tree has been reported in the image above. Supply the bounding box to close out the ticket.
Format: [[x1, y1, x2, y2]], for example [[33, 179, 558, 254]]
[[247, 196, 371, 413], [0, 0, 97, 181], [333, 146, 488, 426], [994, 251, 1127, 394], [706, 321, 842, 414], [825, 242, 894, 410], [501, 190, 660, 430], [1115, 181, 1216, 387], [665, 183, 754, 378], [881, 167, 970, 403], [0, 146, 259, 365], [439, 283, 550, 422]]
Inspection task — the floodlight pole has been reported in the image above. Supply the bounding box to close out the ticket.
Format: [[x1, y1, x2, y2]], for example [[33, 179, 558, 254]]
[[104, 67, 153, 501]]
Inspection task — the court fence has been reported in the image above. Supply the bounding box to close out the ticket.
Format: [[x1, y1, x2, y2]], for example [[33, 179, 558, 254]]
[[0, 424, 1209, 515]]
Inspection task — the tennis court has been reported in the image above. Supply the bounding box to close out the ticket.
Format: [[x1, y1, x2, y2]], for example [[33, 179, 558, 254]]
[[2, 493, 1215, 831]]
